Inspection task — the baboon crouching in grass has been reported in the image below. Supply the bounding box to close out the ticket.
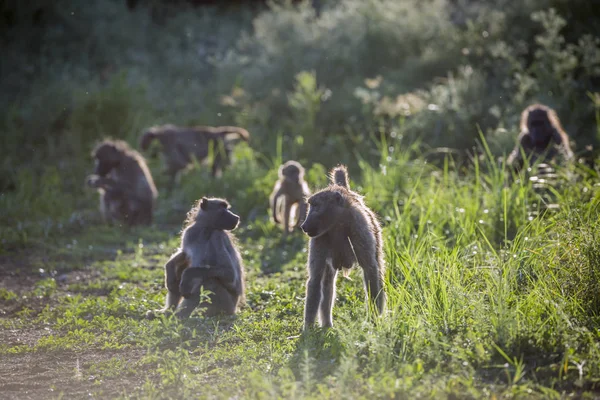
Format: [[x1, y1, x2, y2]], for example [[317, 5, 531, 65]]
[[149, 197, 245, 319], [301, 165, 385, 329], [270, 160, 311, 235], [86, 140, 157, 226], [507, 104, 574, 171], [139, 124, 250, 189]]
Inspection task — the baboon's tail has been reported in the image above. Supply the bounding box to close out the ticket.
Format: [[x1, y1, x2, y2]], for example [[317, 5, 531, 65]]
[[139, 131, 157, 151], [221, 127, 250, 143], [331, 165, 349, 187]]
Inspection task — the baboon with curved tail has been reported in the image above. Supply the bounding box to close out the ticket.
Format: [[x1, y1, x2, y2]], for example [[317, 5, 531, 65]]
[[140, 124, 250, 190], [301, 165, 385, 329]]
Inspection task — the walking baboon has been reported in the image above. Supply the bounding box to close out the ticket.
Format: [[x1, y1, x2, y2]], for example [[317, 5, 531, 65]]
[[86, 140, 157, 226], [139, 124, 250, 188], [507, 104, 574, 170], [301, 165, 386, 329], [150, 197, 245, 319], [270, 161, 311, 234]]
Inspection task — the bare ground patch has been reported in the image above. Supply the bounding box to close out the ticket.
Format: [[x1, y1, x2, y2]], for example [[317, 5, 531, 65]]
[[0, 348, 146, 399]]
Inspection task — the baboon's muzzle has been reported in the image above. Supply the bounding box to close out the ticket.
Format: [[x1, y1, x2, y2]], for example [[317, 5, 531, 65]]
[[300, 219, 318, 237]]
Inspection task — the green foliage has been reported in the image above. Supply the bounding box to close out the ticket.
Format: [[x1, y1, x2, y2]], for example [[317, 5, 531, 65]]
[[67, 72, 151, 152]]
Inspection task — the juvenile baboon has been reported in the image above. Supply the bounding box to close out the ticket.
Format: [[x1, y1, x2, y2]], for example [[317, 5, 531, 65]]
[[270, 161, 311, 234], [86, 140, 158, 226], [150, 197, 245, 319], [507, 104, 574, 170], [300, 165, 385, 329], [139, 124, 250, 188]]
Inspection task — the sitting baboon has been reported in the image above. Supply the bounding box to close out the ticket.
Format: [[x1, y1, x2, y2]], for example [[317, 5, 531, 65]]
[[86, 140, 157, 226], [139, 124, 250, 188], [507, 104, 574, 171], [149, 197, 245, 319], [300, 165, 386, 329], [270, 161, 311, 234]]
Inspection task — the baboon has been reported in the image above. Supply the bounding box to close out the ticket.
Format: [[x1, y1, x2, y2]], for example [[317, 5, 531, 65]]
[[300, 165, 385, 329], [139, 124, 250, 189], [270, 161, 311, 234], [150, 197, 245, 319], [507, 104, 574, 170], [86, 140, 157, 226]]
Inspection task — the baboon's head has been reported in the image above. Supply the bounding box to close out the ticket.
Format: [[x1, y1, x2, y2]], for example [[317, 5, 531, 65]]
[[301, 189, 345, 238], [92, 141, 125, 176], [195, 197, 240, 231], [280, 161, 304, 182], [522, 105, 556, 146], [139, 130, 157, 151]]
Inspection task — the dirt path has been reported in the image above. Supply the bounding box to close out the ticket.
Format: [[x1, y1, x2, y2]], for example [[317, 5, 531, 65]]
[[0, 349, 146, 399]]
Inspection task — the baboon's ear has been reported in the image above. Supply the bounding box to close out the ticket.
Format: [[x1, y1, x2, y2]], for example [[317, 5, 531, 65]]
[[200, 197, 209, 210], [334, 191, 343, 205]]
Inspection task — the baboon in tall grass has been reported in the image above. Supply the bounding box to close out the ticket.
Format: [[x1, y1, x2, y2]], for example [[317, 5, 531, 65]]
[[86, 140, 157, 226], [270, 161, 311, 234], [301, 165, 385, 329], [149, 197, 245, 319], [507, 104, 574, 170]]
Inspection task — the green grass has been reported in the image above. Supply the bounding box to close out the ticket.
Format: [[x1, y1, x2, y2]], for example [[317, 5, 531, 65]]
[[1, 144, 600, 398]]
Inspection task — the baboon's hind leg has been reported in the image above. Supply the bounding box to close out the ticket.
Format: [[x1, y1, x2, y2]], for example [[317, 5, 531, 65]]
[[354, 243, 385, 314], [163, 251, 188, 311]]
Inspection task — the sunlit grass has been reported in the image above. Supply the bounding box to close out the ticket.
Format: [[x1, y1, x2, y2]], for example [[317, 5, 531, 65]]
[[2, 137, 600, 397]]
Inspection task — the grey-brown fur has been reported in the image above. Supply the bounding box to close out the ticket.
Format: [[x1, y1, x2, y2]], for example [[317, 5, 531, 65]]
[[507, 104, 574, 170], [86, 139, 157, 226], [139, 124, 250, 188], [270, 160, 311, 234], [300, 165, 385, 329], [149, 197, 245, 319]]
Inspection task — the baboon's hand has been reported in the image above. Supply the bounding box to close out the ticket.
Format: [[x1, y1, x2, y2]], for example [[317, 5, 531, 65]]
[[86, 175, 101, 188], [145, 308, 174, 320]]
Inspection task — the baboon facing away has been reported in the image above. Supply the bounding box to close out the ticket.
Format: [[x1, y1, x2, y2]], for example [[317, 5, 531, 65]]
[[300, 165, 385, 329], [139, 124, 250, 189], [270, 161, 311, 234], [86, 140, 157, 226], [507, 104, 574, 170], [150, 197, 245, 319]]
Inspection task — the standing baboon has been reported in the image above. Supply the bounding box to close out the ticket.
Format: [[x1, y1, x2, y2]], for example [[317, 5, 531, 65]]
[[86, 140, 157, 226], [149, 197, 245, 319], [507, 104, 574, 170], [139, 124, 250, 188], [300, 165, 385, 329], [270, 161, 311, 234]]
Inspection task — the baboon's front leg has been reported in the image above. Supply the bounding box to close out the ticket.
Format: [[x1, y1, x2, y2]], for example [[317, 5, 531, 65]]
[[304, 242, 327, 329], [318, 262, 337, 328], [283, 196, 292, 234]]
